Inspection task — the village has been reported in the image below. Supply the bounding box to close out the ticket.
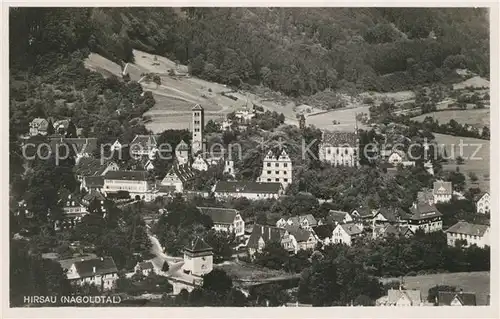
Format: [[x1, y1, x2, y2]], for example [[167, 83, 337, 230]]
[[14, 99, 491, 307]]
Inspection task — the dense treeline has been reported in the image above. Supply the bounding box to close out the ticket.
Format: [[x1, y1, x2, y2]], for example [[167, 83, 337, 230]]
[[11, 8, 488, 97]]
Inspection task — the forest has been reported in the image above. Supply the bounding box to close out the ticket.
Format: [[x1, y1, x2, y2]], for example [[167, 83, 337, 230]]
[[10, 8, 489, 98]]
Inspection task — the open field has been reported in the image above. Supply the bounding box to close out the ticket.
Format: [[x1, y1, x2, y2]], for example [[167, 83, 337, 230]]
[[453, 76, 490, 90], [306, 105, 371, 132], [433, 133, 490, 192], [359, 90, 416, 104], [411, 109, 490, 129], [380, 271, 490, 305], [215, 260, 290, 282]]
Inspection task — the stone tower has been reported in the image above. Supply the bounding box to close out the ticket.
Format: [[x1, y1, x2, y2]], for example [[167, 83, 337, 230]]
[[299, 114, 306, 130], [192, 104, 204, 155], [182, 237, 213, 276]]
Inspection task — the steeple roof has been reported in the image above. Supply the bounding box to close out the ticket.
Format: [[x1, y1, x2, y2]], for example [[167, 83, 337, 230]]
[[185, 237, 212, 253], [192, 104, 203, 111]]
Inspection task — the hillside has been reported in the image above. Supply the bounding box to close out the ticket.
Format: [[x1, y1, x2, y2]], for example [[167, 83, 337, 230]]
[[10, 8, 489, 98]]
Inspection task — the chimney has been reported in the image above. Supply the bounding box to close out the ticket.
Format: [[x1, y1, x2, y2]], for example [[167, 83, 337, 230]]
[[92, 266, 96, 273]]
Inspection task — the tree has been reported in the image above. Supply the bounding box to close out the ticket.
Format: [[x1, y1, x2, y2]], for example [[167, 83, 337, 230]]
[[468, 172, 478, 182], [202, 269, 233, 295], [162, 261, 170, 272], [254, 241, 290, 270], [456, 156, 464, 165], [205, 119, 221, 134]]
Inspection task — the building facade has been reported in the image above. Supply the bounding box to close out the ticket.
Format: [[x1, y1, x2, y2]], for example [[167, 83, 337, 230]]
[[433, 181, 453, 203], [445, 221, 490, 248], [319, 131, 358, 167], [258, 149, 293, 189], [197, 207, 245, 237], [475, 192, 490, 214], [182, 237, 213, 277], [29, 118, 49, 136], [213, 181, 284, 200], [332, 223, 363, 246], [103, 170, 150, 199], [192, 104, 205, 155], [65, 257, 119, 291]]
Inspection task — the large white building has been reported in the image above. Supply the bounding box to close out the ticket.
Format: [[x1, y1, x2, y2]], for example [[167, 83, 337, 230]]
[[103, 170, 150, 200], [445, 221, 490, 248], [433, 180, 453, 203], [63, 257, 119, 291], [197, 207, 245, 237], [257, 149, 293, 189], [213, 181, 284, 200], [319, 131, 359, 167]]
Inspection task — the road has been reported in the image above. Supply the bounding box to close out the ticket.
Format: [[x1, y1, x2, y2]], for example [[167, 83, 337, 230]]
[[147, 232, 183, 275]]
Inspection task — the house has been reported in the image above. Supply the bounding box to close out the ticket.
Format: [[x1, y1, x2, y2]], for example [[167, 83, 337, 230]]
[[64, 256, 119, 291], [197, 207, 245, 237], [29, 118, 50, 136], [371, 208, 409, 228], [247, 225, 286, 256], [445, 221, 490, 248], [276, 214, 317, 230], [103, 170, 151, 200], [74, 158, 119, 181], [223, 160, 235, 177], [372, 224, 413, 240], [424, 160, 434, 175], [160, 164, 194, 193], [433, 181, 452, 203], [134, 261, 155, 276], [56, 194, 88, 230], [350, 207, 376, 226], [234, 107, 256, 123], [323, 210, 354, 226], [176, 140, 190, 165], [437, 291, 477, 306], [312, 225, 334, 245], [129, 134, 159, 159], [213, 181, 284, 200], [281, 226, 317, 254], [81, 176, 105, 192], [318, 131, 358, 167], [53, 119, 76, 136], [111, 138, 123, 151], [405, 202, 443, 233], [257, 148, 293, 189], [474, 192, 490, 214], [192, 154, 209, 171], [81, 190, 106, 213], [332, 223, 363, 246], [182, 237, 213, 277], [387, 150, 415, 167], [376, 288, 423, 306]]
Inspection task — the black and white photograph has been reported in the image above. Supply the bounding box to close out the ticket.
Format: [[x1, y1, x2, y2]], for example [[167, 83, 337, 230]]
[[4, 5, 496, 314]]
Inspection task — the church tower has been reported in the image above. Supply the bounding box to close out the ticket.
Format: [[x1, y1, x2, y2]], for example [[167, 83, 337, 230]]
[[182, 237, 213, 276], [299, 114, 306, 130], [192, 104, 204, 155]]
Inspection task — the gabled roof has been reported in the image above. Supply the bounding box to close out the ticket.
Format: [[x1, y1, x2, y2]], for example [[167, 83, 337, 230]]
[[325, 210, 349, 224], [389, 149, 407, 160], [185, 237, 212, 253], [82, 190, 105, 204], [339, 223, 363, 236], [408, 202, 442, 220], [74, 158, 115, 176], [166, 164, 195, 183], [351, 207, 374, 219], [288, 214, 317, 226], [83, 176, 104, 188], [321, 131, 358, 146], [376, 207, 410, 222], [247, 224, 285, 249], [130, 134, 158, 149], [474, 191, 490, 202], [105, 170, 148, 181], [136, 261, 154, 270], [53, 119, 71, 130], [438, 291, 476, 306], [177, 140, 190, 151], [285, 226, 314, 242], [445, 221, 489, 236], [433, 181, 452, 195], [197, 207, 239, 225], [192, 104, 204, 111], [73, 257, 118, 278], [383, 224, 413, 237], [214, 181, 282, 194], [387, 289, 421, 305], [31, 118, 49, 130], [312, 225, 334, 240]]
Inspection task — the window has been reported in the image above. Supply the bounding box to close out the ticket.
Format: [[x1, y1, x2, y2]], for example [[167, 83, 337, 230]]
[[275, 171, 279, 174], [267, 163, 271, 167], [267, 170, 271, 174], [345, 149, 348, 155], [275, 178, 279, 182], [284, 178, 288, 182], [284, 163, 288, 167], [283, 171, 287, 175], [327, 149, 331, 155], [336, 149, 339, 154], [267, 178, 271, 182]]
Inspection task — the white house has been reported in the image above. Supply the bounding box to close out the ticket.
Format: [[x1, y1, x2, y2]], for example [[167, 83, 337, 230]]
[[134, 261, 155, 276], [130, 134, 159, 159], [475, 192, 490, 214], [276, 214, 318, 230], [405, 202, 443, 233], [319, 131, 358, 167], [182, 237, 213, 277], [176, 140, 190, 165], [247, 225, 286, 256], [103, 170, 150, 200], [377, 289, 423, 306], [387, 150, 415, 167], [29, 118, 49, 136], [331, 223, 363, 246], [433, 180, 452, 203], [324, 210, 354, 226], [223, 160, 235, 177], [197, 207, 245, 237], [64, 257, 119, 291], [445, 221, 490, 248], [281, 226, 317, 254], [192, 154, 209, 171], [213, 181, 284, 200], [160, 164, 194, 193], [258, 148, 293, 189]]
